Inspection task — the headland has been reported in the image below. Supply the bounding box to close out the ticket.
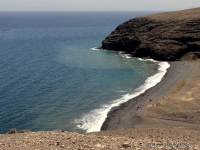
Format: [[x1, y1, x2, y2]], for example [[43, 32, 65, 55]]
[[99, 7, 200, 61]]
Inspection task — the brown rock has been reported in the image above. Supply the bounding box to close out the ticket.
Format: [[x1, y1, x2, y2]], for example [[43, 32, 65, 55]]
[[71, 141, 76, 144], [83, 144, 90, 148], [121, 141, 131, 148], [96, 143, 104, 148]]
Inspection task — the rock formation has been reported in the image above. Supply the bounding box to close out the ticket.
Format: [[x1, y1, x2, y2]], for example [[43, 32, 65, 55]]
[[100, 8, 200, 61]]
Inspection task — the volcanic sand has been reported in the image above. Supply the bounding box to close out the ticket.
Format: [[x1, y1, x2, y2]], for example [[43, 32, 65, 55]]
[[101, 61, 200, 131]]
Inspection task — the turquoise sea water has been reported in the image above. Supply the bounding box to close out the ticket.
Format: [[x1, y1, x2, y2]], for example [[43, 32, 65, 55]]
[[0, 11, 164, 134]]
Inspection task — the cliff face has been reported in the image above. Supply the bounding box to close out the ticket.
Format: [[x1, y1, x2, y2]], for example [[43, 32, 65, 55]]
[[100, 8, 200, 61]]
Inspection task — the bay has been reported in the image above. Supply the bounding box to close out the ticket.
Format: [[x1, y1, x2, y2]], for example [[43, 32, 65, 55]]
[[0, 11, 160, 133]]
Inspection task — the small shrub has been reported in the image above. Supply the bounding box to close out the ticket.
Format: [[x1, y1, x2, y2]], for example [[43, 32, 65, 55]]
[[128, 136, 137, 139], [155, 138, 163, 143], [180, 52, 199, 61], [20, 129, 31, 133], [7, 128, 17, 134], [175, 80, 186, 92]]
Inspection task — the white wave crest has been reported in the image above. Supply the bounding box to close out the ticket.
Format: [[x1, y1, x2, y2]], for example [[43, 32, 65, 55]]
[[91, 47, 100, 50], [122, 54, 132, 58], [115, 90, 127, 93], [74, 61, 170, 133], [137, 58, 158, 62]]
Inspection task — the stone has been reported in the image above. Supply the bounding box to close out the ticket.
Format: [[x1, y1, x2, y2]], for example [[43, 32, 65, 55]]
[[121, 141, 131, 148], [72, 141, 76, 144], [96, 143, 102, 147], [83, 144, 90, 148]]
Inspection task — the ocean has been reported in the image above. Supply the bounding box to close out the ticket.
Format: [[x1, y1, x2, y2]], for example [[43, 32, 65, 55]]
[[0, 11, 169, 134]]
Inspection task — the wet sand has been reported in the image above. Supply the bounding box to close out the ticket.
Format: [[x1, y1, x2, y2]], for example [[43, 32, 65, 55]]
[[101, 61, 200, 130]]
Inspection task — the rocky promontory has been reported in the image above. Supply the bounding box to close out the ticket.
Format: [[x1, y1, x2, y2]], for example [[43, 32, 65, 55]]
[[100, 8, 200, 60]]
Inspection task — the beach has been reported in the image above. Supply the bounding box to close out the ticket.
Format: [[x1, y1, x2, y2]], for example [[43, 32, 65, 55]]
[[101, 61, 200, 131], [1, 61, 200, 150]]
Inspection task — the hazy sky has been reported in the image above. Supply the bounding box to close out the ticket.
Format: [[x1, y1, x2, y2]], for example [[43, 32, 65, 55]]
[[0, 0, 199, 11]]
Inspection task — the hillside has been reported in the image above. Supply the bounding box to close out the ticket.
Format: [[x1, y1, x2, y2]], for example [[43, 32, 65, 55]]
[[100, 8, 200, 60], [0, 129, 199, 149]]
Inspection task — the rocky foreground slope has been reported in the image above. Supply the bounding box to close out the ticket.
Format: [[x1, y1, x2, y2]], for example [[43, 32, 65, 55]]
[[100, 8, 200, 60], [0, 128, 199, 149]]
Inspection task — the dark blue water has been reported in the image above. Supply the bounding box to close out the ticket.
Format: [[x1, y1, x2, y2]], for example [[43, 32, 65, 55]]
[[0, 11, 160, 134]]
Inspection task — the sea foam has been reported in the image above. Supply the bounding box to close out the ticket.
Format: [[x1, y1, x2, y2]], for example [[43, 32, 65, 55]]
[[91, 47, 100, 51], [74, 60, 170, 133], [122, 54, 132, 58]]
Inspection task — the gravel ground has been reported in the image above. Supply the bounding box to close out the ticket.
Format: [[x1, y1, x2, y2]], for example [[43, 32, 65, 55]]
[[0, 128, 199, 150]]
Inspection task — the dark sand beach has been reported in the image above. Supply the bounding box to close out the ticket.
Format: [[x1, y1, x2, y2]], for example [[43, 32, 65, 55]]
[[1, 61, 200, 150], [101, 61, 200, 131]]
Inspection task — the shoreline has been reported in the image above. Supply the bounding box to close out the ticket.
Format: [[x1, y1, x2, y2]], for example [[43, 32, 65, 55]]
[[86, 56, 169, 133], [101, 61, 200, 130]]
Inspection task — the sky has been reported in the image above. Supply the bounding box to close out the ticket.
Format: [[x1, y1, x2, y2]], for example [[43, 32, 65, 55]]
[[0, 0, 199, 11]]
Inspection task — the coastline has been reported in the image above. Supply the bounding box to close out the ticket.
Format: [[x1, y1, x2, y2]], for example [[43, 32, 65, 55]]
[[101, 61, 200, 130], [1, 8, 200, 149], [1, 60, 200, 149], [85, 55, 169, 133]]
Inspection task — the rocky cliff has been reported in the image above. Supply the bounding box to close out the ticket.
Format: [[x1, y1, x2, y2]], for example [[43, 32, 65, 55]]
[[100, 8, 200, 61]]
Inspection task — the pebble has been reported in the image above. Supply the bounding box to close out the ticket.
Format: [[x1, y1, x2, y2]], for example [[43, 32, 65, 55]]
[[96, 143, 104, 148], [121, 141, 131, 148], [72, 141, 76, 144]]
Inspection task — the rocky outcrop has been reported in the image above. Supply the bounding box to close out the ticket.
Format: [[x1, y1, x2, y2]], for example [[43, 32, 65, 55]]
[[100, 8, 200, 61]]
